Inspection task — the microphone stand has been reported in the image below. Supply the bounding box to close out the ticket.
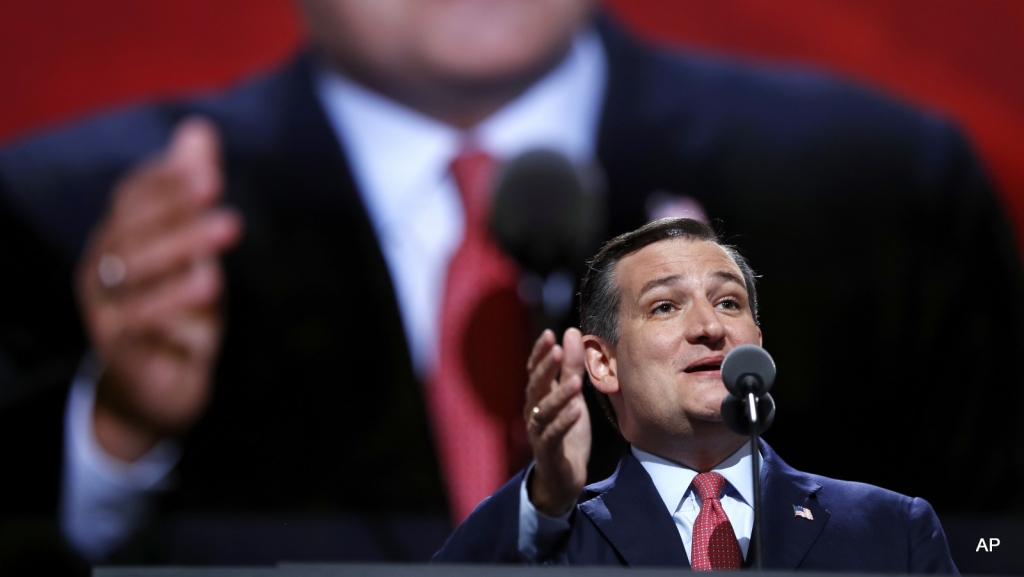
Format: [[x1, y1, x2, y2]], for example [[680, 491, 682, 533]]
[[746, 391, 764, 571], [721, 345, 776, 572]]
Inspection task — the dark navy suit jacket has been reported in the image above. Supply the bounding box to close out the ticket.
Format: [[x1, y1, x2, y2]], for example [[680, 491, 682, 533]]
[[434, 443, 958, 573], [0, 15, 1020, 567]]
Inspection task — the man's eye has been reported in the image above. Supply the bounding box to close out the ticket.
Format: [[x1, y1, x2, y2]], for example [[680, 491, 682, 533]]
[[653, 302, 674, 314], [717, 298, 741, 310]]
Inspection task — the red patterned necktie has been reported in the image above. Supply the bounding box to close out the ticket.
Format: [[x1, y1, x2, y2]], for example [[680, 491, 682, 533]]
[[690, 471, 744, 571], [424, 147, 532, 524]]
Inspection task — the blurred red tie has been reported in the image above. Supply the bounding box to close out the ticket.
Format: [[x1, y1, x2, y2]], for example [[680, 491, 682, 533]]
[[425, 147, 532, 523]]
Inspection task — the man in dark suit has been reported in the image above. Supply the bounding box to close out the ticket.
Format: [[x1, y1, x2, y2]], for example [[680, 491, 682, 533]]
[[0, 0, 1019, 570], [434, 218, 957, 573]]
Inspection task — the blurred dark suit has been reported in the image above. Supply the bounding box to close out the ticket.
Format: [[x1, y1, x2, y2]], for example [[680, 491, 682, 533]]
[[1, 17, 1021, 567]]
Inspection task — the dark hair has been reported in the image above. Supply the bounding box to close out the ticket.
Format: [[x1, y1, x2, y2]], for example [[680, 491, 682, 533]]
[[578, 217, 759, 429]]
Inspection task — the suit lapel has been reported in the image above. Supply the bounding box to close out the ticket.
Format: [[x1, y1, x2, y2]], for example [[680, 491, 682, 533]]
[[759, 442, 830, 570], [219, 51, 409, 364], [175, 53, 448, 513], [579, 453, 690, 568], [580, 444, 831, 569]]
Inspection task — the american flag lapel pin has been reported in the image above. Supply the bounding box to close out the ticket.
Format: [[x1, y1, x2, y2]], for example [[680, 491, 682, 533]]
[[793, 505, 814, 521]]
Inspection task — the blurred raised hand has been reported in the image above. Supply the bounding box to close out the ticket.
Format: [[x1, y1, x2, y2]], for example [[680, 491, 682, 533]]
[[75, 118, 243, 461]]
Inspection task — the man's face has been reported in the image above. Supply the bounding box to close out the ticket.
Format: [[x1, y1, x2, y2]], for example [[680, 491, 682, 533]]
[[300, 0, 593, 98], [590, 238, 762, 446]]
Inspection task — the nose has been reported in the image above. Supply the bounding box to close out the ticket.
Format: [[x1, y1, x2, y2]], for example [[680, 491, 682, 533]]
[[683, 299, 726, 346]]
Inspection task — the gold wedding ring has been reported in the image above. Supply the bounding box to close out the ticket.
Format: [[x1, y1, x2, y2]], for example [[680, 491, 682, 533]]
[[530, 405, 544, 428]]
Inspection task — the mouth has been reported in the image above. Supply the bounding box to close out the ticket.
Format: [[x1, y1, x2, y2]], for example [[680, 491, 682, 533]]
[[683, 356, 724, 374]]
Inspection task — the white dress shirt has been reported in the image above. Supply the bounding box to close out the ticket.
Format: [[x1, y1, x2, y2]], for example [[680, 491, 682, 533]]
[[60, 356, 181, 561], [518, 443, 760, 563], [317, 27, 606, 377], [60, 28, 608, 559]]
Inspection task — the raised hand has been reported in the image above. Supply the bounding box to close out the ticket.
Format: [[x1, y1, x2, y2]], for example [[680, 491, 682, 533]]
[[75, 118, 243, 461], [523, 327, 591, 517]]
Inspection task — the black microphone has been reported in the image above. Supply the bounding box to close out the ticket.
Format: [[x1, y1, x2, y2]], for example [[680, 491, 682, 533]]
[[720, 390, 775, 437], [720, 344, 777, 571], [721, 344, 775, 398], [720, 344, 776, 436], [489, 149, 606, 277]]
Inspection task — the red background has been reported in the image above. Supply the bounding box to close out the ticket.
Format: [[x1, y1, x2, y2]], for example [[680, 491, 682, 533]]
[[2, 0, 1022, 242]]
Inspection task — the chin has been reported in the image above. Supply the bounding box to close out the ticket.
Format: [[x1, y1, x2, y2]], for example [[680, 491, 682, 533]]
[[426, 42, 563, 87], [689, 407, 725, 424]]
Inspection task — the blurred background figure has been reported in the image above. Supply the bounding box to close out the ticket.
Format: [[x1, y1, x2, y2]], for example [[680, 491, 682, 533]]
[[0, 0, 1022, 574]]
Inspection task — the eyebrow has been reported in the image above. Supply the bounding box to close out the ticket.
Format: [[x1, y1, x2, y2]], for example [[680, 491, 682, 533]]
[[636, 271, 747, 302], [712, 270, 747, 290]]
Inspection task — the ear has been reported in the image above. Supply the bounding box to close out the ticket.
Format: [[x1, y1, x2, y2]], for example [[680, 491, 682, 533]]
[[583, 334, 618, 395], [758, 327, 763, 347]]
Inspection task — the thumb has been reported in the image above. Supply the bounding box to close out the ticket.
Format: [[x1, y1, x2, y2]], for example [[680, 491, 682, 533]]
[[166, 116, 223, 206]]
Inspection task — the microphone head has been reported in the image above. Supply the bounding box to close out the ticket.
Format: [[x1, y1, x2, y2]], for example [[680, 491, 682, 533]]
[[721, 344, 776, 397], [490, 149, 606, 276], [721, 392, 776, 436]]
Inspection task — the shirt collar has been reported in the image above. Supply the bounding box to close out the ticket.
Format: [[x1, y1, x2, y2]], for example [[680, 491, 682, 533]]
[[474, 27, 606, 164], [313, 26, 607, 215], [632, 443, 760, 514]]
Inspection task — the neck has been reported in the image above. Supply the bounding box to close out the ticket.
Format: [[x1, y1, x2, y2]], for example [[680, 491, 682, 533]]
[[634, 423, 748, 472]]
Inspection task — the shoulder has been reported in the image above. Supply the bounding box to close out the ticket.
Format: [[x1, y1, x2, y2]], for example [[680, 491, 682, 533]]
[[765, 445, 956, 572], [432, 469, 528, 564], [808, 472, 949, 544], [0, 54, 305, 181], [597, 16, 970, 168], [768, 442, 933, 527], [809, 474, 955, 572], [810, 472, 926, 519], [576, 452, 639, 514], [0, 54, 308, 254], [580, 470, 618, 501]]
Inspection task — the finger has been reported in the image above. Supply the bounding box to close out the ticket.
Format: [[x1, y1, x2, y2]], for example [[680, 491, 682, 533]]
[[94, 311, 219, 406], [166, 117, 222, 202], [538, 399, 583, 446], [525, 344, 562, 413], [159, 311, 222, 365], [118, 208, 242, 290], [122, 259, 224, 330], [111, 118, 224, 229], [530, 373, 582, 431], [111, 165, 202, 232], [559, 327, 585, 387], [526, 329, 556, 373]]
